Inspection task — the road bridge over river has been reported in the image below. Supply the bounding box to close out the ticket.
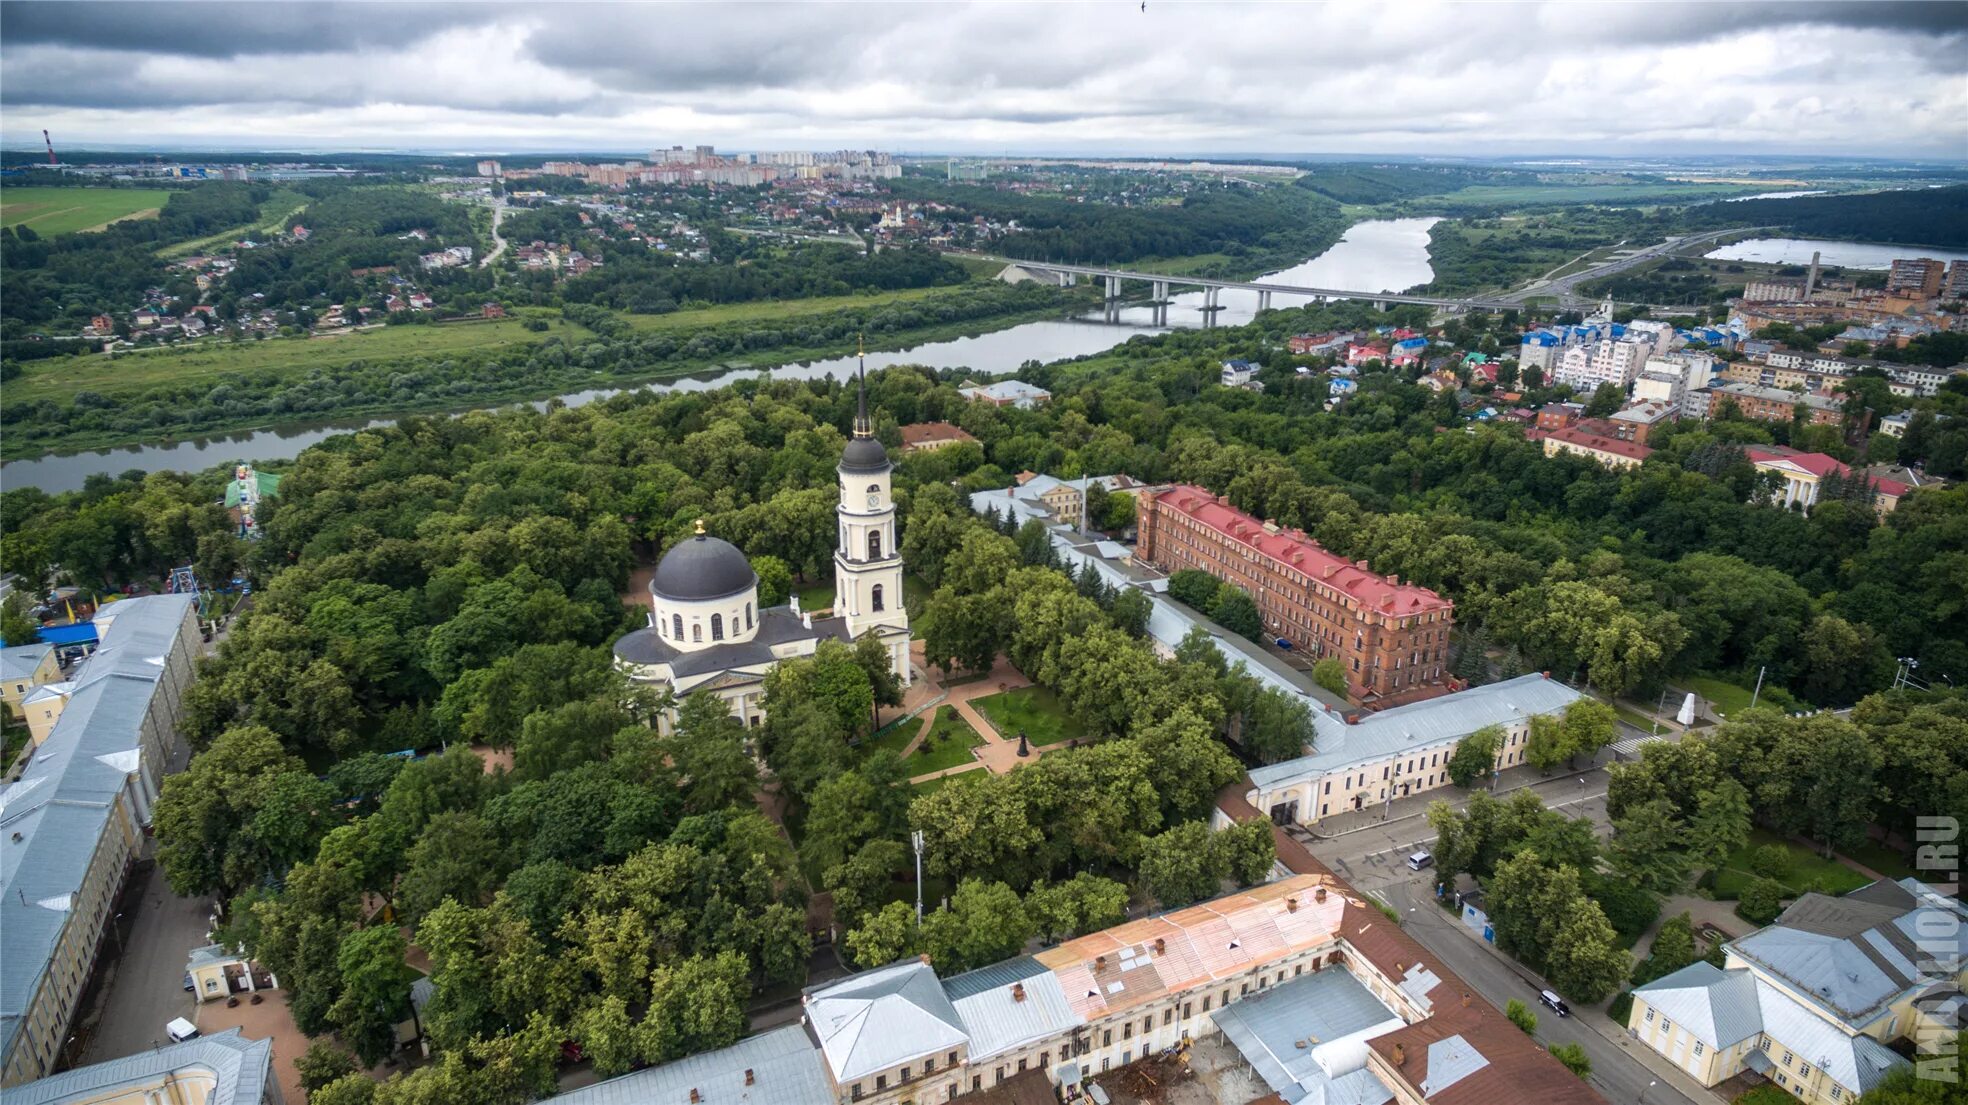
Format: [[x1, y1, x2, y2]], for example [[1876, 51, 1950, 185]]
[[1003, 260, 1523, 314]]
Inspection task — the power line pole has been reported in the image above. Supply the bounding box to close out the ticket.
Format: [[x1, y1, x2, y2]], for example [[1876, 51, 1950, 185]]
[[1748, 665, 1766, 710]]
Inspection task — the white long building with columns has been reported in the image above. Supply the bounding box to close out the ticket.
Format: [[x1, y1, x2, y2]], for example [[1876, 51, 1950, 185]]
[[612, 371, 910, 729]]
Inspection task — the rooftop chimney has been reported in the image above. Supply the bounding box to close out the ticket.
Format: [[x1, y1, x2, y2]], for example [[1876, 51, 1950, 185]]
[[1095, 955, 1107, 973], [745, 1068, 756, 1086], [690, 1091, 701, 1104], [1462, 992, 1471, 1008], [1012, 983, 1027, 1003], [1286, 897, 1299, 913], [1154, 937, 1167, 955], [1392, 1043, 1406, 1067], [1314, 886, 1327, 903]]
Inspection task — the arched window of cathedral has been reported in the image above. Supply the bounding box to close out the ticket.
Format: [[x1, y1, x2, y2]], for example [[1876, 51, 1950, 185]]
[[711, 614, 724, 641], [745, 603, 753, 629], [868, 531, 882, 560], [692, 622, 702, 643], [872, 584, 885, 612], [673, 614, 683, 640]]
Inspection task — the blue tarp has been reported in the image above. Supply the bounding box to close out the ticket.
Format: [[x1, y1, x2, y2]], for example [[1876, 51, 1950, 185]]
[[32, 623, 98, 647]]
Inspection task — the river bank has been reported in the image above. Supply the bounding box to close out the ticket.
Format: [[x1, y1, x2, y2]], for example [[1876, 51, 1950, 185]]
[[4, 216, 1443, 491]]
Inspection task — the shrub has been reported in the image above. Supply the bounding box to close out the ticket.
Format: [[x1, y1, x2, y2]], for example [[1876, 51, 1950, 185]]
[[1748, 843, 1792, 881], [1505, 998, 1538, 1035], [1548, 1041, 1591, 1080], [1737, 877, 1786, 926]]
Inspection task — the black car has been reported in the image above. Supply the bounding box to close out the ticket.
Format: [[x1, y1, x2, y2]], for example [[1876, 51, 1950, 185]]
[[1538, 989, 1570, 1017]]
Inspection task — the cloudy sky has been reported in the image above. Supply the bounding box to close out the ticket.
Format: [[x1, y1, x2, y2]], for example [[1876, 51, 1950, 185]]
[[3, 1, 1964, 158]]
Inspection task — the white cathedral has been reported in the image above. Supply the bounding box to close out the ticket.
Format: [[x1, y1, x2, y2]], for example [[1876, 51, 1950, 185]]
[[612, 370, 912, 730]]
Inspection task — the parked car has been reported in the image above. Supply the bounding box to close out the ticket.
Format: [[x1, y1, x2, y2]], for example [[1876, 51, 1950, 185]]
[[166, 1017, 200, 1043], [1406, 850, 1433, 871], [1539, 989, 1570, 1017], [182, 973, 194, 992]]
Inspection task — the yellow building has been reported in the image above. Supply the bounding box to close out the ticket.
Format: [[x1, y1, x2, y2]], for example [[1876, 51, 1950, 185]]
[[0, 643, 60, 720], [1, 595, 202, 1088], [0, 1028, 277, 1104], [1541, 426, 1652, 470], [1627, 878, 1965, 1103]]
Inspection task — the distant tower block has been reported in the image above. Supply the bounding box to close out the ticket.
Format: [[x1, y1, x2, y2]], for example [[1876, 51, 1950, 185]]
[[1806, 250, 1821, 298]]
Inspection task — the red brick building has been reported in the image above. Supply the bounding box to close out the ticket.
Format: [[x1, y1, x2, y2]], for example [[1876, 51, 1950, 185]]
[[1136, 485, 1454, 703]]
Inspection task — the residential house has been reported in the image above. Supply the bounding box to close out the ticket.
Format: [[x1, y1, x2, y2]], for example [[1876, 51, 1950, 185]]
[[0, 1029, 277, 1104], [1220, 360, 1261, 390], [0, 644, 60, 720]]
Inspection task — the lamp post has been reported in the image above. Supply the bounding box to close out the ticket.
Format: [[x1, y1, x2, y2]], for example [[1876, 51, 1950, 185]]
[[911, 830, 925, 925], [1638, 1079, 1657, 1104]]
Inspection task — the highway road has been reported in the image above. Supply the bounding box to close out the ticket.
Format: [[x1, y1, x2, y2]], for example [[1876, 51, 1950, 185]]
[[1500, 226, 1770, 307]]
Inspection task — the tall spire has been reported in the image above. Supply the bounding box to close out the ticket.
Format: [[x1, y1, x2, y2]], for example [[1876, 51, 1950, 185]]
[[853, 333, 873, 439]]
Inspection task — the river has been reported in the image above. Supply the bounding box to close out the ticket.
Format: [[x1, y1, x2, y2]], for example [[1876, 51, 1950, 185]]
[[2, 218, 1440, 493], [1703, 237, 1968, 270]]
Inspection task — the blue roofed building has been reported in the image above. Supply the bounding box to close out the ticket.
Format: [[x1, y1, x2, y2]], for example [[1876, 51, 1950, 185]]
[[1628, 878, 1965, 1103], [0, 594, 201, 1087]]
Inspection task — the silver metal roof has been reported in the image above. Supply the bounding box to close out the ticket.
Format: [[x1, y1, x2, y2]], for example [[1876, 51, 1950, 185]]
[[1419, 1035, 1489, 1098], [0, 1027, 270, 1105], [805, 959, 968, 1084], [549, 1025, 833, 1105], [1210, 968, 1400, 1105], [1632, 962, 1763, 1048], [945, 961, 1078, 1063], [0, 595, 195, 1065], [1249, 675, 1584, 789], [0, 643, 53, 682]]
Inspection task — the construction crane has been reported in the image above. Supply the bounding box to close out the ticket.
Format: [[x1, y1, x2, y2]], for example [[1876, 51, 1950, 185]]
[[42, 130, 57, 166]]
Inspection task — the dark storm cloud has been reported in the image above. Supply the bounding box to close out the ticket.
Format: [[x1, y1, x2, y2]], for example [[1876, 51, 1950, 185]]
[[0, 1, 509, 58], [0, 2, 1960, 155]]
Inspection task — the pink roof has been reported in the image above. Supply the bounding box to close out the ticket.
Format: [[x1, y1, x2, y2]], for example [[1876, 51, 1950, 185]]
[[1152, 486, 1453, 615], [1746, 447, 1911, 497]]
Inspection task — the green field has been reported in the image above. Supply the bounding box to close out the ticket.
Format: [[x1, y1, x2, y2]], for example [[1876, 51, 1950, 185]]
[[620, 285, 960, 331], [158, 189, 309, 259], [7, 317, 598, 403], [971, 686, 1086, 747], [1709, 828, 1873, 900], [1, 186, 172, 236], [1424, 182, 1761, 207]]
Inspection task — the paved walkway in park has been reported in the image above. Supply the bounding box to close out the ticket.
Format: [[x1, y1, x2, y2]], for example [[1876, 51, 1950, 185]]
[[899, 654, 1048, 782]]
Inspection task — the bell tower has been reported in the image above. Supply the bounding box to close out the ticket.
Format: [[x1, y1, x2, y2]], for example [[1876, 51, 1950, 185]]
[[833, 352, 911, 685]]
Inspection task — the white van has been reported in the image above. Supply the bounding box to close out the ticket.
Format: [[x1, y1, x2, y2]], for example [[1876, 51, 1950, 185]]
[[1406, 850, 1433, 871], [165, 1017, 199, 1043]]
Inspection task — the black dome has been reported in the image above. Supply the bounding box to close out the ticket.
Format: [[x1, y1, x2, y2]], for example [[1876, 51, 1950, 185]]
[[839, 436, 890, 473], [651, 534, 757, 601]]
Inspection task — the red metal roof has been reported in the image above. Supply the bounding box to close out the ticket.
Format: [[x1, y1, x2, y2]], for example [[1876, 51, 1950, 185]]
[[1151, 486, 1452, 616], [1745, 446, 1911, 496], [1546, 426, 1653, 462]]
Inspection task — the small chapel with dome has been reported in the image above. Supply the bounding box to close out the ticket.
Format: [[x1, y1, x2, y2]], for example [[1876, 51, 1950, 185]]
[[612, 368, 912, 729]]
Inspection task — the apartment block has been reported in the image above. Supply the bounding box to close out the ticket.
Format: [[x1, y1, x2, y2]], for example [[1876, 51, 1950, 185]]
[[1135, 486, 1452, 704], [1885, 257, 1945, 299]]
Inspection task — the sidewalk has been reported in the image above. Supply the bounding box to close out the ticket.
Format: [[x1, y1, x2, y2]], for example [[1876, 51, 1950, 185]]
[[1423, 890, 1724, 1105], [1306, 747, 1622, 840]]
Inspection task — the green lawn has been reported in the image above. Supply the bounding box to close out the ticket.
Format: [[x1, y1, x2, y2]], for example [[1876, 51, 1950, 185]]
[[1837, 837, 1920, 881], [620, 285, 963, 331], [1612, 703, 1659, 732], [1682, 675, 1758, 716], [861, 706, 985, 776], [1709, 828, 1874, 901], [971, 686, 1085, 746], [1, 185, 171, 236], [9, 317, 598, 404], [797, 580, 836, 615]]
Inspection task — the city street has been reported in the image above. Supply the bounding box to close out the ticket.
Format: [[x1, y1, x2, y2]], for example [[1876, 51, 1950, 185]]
[[72, 858, 214, 1067], [1296, 733, 1720, 1105], [1376, 875, 1708, 1105]]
